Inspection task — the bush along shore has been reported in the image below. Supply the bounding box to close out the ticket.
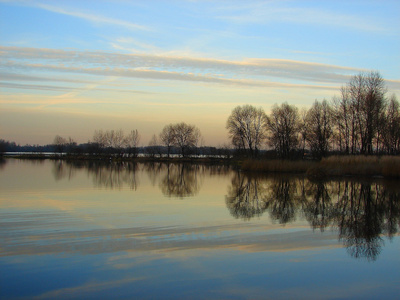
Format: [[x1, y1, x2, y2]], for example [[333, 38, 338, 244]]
[[240, 155, 400, 179]]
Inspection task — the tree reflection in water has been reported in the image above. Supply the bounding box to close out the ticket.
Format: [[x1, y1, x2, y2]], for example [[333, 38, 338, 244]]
[[225, 173, 268, 220], [160, 164, 202, 198], [50, 161, 400, 261], [51, 161, 230, 198], [226, 173, 400, 261], [0, 158, 7, 170], [52, 160, 139, 190]]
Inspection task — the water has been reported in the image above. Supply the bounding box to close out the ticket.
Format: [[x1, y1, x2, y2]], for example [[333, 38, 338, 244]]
[[1, 159, 399, 299]]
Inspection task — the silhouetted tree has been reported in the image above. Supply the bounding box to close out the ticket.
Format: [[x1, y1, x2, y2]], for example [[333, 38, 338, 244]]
[[53, 135, 67, 154], [332, 87, 353, 154], [305, 100, 333, 159], [0, 139, 8, 156], [125, 129, 141, 157], [346, 72, 387, 154], [159, 124, 176, 158], [173, 122, 201, 157], [226, 104, 267, 157], [382, 94, 400, 154], [146, 134, 161, 158], [267, 103, 300, 159]]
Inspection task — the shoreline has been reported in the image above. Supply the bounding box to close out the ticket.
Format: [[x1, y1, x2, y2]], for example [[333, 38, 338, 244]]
[[2, 154, 400, 179]]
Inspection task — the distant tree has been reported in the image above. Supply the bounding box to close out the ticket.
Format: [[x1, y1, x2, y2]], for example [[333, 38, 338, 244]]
[[226, 104, 267, 157], [266, 103, 300, 159], [159, 124, 176, 158], [173, 122, 201, 157], [110, 129, 125, 150], [0, 139, 7, 156], [146, 134, 161, 158], [305, 100, 333, 159], [93, 130, 107, 150], [125, 129, 141, 157], [53, 135, 67, 154], [66, 137, 78, 155]]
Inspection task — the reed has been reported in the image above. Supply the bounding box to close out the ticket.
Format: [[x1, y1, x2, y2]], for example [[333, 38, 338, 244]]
[[318, 155, 382, 176]]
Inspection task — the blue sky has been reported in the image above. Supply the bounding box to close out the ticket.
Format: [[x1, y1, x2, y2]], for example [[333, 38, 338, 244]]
[[1, 0, 399, 145]]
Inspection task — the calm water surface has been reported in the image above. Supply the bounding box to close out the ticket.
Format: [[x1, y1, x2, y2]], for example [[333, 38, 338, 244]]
[[1, 159, 399, 299]]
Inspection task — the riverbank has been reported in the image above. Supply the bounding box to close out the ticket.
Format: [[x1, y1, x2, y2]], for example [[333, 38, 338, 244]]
[[3, 153, 400, 179]]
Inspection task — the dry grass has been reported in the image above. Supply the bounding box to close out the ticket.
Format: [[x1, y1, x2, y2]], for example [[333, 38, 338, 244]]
[[318, 155, 400, 178], [318, 155, 381, 176], [242, 156, 400, 178]]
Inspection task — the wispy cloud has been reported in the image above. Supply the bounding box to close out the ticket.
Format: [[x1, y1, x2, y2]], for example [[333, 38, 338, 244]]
[[1, 46, 364, 89], [1, 61, 340, 91]]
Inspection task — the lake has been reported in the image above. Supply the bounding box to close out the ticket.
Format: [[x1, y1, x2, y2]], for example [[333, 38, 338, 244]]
[[1, 158, 399, 299]]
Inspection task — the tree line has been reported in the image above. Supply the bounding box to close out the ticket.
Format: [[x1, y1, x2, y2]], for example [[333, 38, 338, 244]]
[[50, 122, 210, 158], [1, 71, 398, 160], [227, 71, 399, 158]]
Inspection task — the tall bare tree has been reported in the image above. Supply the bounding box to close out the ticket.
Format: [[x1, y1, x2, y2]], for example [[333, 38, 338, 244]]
[[226, 104, 267, 157], [125, 129, 141, 157], [305, 100, 333, 159], [348, 72, 387, 154], [332, 87, 353, 154], [266, 103, 300, 159], [159, 124, 176, 158], [173, 122, 201, 157], [382, 94, 400, 154]]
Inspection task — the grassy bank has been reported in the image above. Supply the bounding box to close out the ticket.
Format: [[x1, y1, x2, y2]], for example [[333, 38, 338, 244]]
[[241, 155, 400, 179]]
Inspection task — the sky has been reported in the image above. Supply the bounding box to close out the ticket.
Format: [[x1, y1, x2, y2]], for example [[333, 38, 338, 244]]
[[1, 0, 399, 146]]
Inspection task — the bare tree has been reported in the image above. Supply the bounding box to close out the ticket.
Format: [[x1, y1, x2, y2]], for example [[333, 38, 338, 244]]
[[146, 134, 161, 158], [173, 122, 201, 157], [159, 124, 176, 158], [348, 72, 387, 154], [226, 104, 267, 157], [266, 103, 300, 159], [125, 129, 141, 157], [332, 87, 353, 154], [53, 135, 67, 154], [382, 94, 400, 154], [305, 100, 333, 159], [93, 130, 107, 149]]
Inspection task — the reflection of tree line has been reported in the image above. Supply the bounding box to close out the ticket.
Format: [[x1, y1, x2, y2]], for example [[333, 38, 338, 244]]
[[226, 173, 400, 261], [52, 160, 231, 197], [52, 160, 139, 190], [52, 161, 399, 260]]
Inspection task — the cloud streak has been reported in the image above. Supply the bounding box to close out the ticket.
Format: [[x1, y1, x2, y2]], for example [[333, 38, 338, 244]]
[[2, 61, 340, 91], [1, 46, 367, 90]]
